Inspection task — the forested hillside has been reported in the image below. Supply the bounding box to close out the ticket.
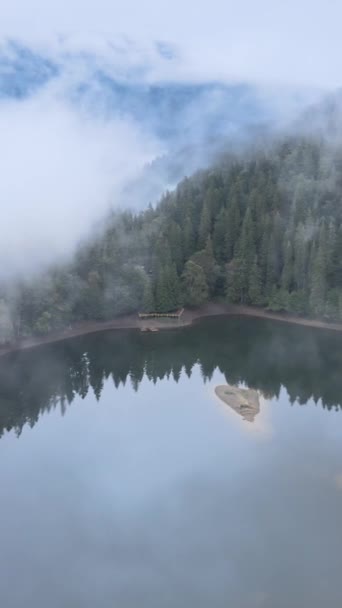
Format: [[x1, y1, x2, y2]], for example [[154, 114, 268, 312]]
[[1, 135, 342, 342]]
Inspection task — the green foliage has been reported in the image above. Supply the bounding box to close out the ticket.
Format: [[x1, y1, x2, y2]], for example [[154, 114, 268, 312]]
[[230, 208, 256, 303], [2, 135, 342, 337], [155, 263, 181, 313], [197, 201, 211, 249], [181, 261, 208, 307], [0, 299, 14, 343], [268, 288, 289, 312], [288, 290, 308, 315], [309, 225, 327, 316], [142, 277, 155, 313], [34, 311, 52, 335], [190, 237, 219, 295], [281, 238, 294, 291], [248, 257, 263, 305], [213, 208, 229, 263]]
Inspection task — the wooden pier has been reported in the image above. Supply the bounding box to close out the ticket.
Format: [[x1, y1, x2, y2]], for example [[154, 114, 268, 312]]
[[138, 308, 184, 320]]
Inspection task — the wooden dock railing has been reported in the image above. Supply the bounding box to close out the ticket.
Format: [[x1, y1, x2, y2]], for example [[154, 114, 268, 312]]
[[138, 308, 184, 320]]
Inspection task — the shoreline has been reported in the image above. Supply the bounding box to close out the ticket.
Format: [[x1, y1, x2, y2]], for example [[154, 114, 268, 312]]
[[1, 303, 342, 358]]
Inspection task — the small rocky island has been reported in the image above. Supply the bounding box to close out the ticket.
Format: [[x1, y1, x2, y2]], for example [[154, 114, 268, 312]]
[[215, 384, 260, 422]]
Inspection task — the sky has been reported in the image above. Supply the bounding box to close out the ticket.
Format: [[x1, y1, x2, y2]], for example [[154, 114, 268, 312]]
[[1, 0, 341, 87], [0, 0, 340, 277]]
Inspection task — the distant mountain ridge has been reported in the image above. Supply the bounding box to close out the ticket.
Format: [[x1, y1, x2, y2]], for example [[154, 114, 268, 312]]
[[0, 41, 58, 98], [0, 39, 270, 145]]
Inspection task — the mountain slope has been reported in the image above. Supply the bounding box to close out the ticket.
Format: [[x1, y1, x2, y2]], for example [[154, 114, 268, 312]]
[[1, 134, 341, 342]]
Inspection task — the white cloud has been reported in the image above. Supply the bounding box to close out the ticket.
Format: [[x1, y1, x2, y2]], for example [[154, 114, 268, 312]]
[[0, 0, 341, 87], [0, 83, 161, 277], [0, 0, 339, 278]]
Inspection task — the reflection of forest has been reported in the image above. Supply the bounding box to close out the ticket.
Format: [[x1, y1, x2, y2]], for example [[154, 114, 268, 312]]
[[0, 317, 341, 437]]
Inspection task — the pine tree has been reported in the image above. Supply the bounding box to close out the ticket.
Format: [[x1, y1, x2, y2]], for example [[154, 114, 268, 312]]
[[325, 221, 340, 288], [265, 232, 278, 298], [155, 269, 169, 313], [213, 208, 229, 263], [248, 256, 263, 305], [268, 287, 289, 312], [182, 261, 208, 307], [182, 215, 196, 261], [167, 263, 182, 310], [167, 220, 183, 273], [281, 237, 294, 291], [259, 217, 271, 293], [155, 263, 181, 313], [142, 277, 155, 313], [226, 194, 241, 259], [310, 227, 327, 316], [231, 208, 256, 303], [227, 259, 243, 303], [197, 202, 211, 249], [191, 236, 218, 295], [293, 224, 308, 290]]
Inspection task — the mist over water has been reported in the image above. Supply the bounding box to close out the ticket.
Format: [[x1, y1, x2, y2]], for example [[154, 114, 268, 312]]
[[1, 318, 342, 607]]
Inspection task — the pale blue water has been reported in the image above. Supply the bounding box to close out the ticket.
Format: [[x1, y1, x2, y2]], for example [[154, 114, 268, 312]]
[[0, 318, 341, 607]]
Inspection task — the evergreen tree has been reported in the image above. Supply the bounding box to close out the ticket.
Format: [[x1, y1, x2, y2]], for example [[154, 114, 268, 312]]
[[182, 215, 196, 261], [293, 224, 308, 291], [167, 263, 182, 310], [281, 237, 294, 291], [182, 261, 209, 307], [310, 227, 327, 316], [167, 221, 183, 273], [155, 269, 170, 313], [197, 201, 211, 250], [268, 287, 289, 312], [155, 263, 181, 313], [142, 277, 155, 313], [248, 256, 263, 305], [191, 236, 218, 295], [226, 193, 241, 259], [213, 208, 229, 263], [265, 232, 278, 297], [230, 208, 256, 303]]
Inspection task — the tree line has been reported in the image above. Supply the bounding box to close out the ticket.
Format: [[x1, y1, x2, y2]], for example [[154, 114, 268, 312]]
[[0, 316, 341, 438], [0, 135, 342, 342]]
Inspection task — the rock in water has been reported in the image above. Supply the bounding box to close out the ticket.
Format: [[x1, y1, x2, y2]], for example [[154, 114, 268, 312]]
[[215, 384, 260, 422]]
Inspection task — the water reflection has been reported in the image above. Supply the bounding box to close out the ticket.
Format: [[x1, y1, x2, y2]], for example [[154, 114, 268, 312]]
[[215, 384, 260, 422], [1, 318, 342, 608], [0, 316, 341, 437]]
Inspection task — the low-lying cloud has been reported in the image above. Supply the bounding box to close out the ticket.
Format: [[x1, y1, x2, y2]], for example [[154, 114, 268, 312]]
[[0, 0, 337, 278], [0, 80, 161, 277], [1, 0, 342, 87]]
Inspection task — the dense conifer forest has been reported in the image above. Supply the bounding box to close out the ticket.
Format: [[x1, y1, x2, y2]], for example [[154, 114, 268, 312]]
[[1, 135, 342, 342]]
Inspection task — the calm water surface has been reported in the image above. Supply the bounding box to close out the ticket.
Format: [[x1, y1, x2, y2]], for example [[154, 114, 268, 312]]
[[0, 317, 342, 608]]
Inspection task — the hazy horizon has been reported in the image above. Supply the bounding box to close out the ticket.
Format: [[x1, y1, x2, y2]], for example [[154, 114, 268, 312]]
[[0, 1, 340, 275]]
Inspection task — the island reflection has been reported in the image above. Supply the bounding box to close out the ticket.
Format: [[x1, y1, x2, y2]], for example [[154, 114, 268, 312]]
[[0, 317, 341, 437]]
